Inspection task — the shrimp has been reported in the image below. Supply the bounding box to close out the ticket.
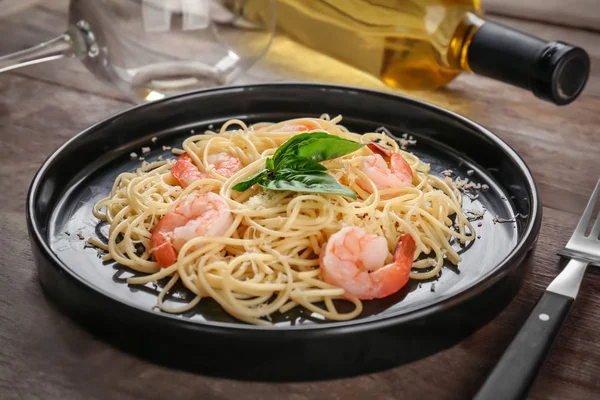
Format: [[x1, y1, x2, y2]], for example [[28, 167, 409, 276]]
[[151, 192, 233, 267], [277, 123, 315, 132], [171, 152, 242, 188], [359, 142, 413, 192], [256, 122, 316, 132], [320, 226, 416, 300], [170, 154, 205, 188]]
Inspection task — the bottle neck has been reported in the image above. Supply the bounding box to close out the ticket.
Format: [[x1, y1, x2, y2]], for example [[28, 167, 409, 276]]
[[447, 12, 485, 72], [451, 14, 590, 105]]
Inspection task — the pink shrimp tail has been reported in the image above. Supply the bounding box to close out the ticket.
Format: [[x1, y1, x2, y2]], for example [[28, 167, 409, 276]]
[[289, 123, 314, 132], [392, 233, 416, 289], [171, 153, 207, 188], [151, 218, 178, 268], [369, 234, 416, 299], [367, 142, 413, 184], [257, 123, 315, 132], [367, 142, 393, 158], [390, 155, 413, 183]]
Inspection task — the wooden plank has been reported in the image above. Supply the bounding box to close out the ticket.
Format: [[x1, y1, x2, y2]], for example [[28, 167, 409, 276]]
[[0, 76, 131, 213], [484, 0, 600, 32], [0, 0, 43, 18], [0, 167, 598, 399], [1, 2, 600, 400], [1, 70, 600, 400]]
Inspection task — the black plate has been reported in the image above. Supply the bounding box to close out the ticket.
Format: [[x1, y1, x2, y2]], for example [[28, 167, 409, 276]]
[[27, 83, 541, 381]]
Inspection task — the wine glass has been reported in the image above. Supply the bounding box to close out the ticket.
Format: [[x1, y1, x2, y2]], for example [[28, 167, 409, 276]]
[[0, 0, 276, 102]]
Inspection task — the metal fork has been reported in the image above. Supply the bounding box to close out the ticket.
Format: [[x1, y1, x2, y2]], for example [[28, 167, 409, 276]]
[[475, 178, 600, 400]]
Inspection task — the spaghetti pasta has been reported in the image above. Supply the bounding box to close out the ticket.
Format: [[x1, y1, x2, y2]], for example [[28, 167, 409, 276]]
[[92, 115, 475, 325]]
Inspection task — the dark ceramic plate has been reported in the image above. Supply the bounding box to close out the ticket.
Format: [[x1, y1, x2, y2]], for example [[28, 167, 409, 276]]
[[27, 83, 541, 381]]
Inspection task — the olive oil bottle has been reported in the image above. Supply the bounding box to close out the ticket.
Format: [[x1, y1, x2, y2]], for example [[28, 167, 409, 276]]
[[239, 0, 590, 105]]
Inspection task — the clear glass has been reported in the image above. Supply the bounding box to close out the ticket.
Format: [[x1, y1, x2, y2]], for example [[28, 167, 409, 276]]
[[0, 0, 276, 102]]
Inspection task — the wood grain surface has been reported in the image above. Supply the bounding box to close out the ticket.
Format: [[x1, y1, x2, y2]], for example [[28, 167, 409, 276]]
[[484, 0, 600, 32], [1, 1, 600, 400]]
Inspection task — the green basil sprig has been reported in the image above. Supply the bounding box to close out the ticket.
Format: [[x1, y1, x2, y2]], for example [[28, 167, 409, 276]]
[[232, 132, 364, 199]]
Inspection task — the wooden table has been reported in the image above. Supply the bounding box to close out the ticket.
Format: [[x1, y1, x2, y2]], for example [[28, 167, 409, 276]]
[[1, 1, 599, 399]]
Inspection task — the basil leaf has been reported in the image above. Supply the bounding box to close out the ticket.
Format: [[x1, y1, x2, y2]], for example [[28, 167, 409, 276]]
[[234, 132, 362, 196], [294, 136, 364, 162], [273, 132, 330, 167], [259, 170, 356, 199], [232, 169, 269, 192], [276, 157, 327, 172], [265, 157, 274, 170]]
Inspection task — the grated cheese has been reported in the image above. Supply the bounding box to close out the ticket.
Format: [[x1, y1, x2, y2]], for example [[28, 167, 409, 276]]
[[453, 177, 482, 191], [245, 191, 282, 209], [375, 127, 417, 149], [245, 195, 267, 209], [466, 209, 486, 221], [399, 133, 417, 149], [493, 213, 527, 223], [465, 192, 480, 201]]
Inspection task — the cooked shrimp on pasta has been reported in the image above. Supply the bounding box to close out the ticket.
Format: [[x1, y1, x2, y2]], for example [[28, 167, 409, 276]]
[[92, 115, 475, 325]]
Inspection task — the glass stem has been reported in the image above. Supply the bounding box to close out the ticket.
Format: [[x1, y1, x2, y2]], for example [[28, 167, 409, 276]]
[[0, 33, 74, 74]]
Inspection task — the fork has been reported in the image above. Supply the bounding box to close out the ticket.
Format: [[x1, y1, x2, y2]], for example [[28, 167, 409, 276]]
[[474, 178, 600, 400]]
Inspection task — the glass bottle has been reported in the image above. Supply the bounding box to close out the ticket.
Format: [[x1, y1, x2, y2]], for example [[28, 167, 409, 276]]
[[239, 0, 590, 105]]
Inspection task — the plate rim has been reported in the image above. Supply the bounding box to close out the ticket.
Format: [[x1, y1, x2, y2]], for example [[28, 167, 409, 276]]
[[26, 82, 542, 335]]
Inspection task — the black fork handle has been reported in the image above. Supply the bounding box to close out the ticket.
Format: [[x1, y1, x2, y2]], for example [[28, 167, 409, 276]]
[[473, 291, 574, 400]]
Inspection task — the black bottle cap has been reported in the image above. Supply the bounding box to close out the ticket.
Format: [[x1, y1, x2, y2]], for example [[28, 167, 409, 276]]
[[467, 21, 590, 105]]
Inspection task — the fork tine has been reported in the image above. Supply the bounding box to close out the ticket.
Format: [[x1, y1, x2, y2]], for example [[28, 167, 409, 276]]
[[574, 178, 600, 236], [590, 192, 600, 239], [591, 217, 600, 239]]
